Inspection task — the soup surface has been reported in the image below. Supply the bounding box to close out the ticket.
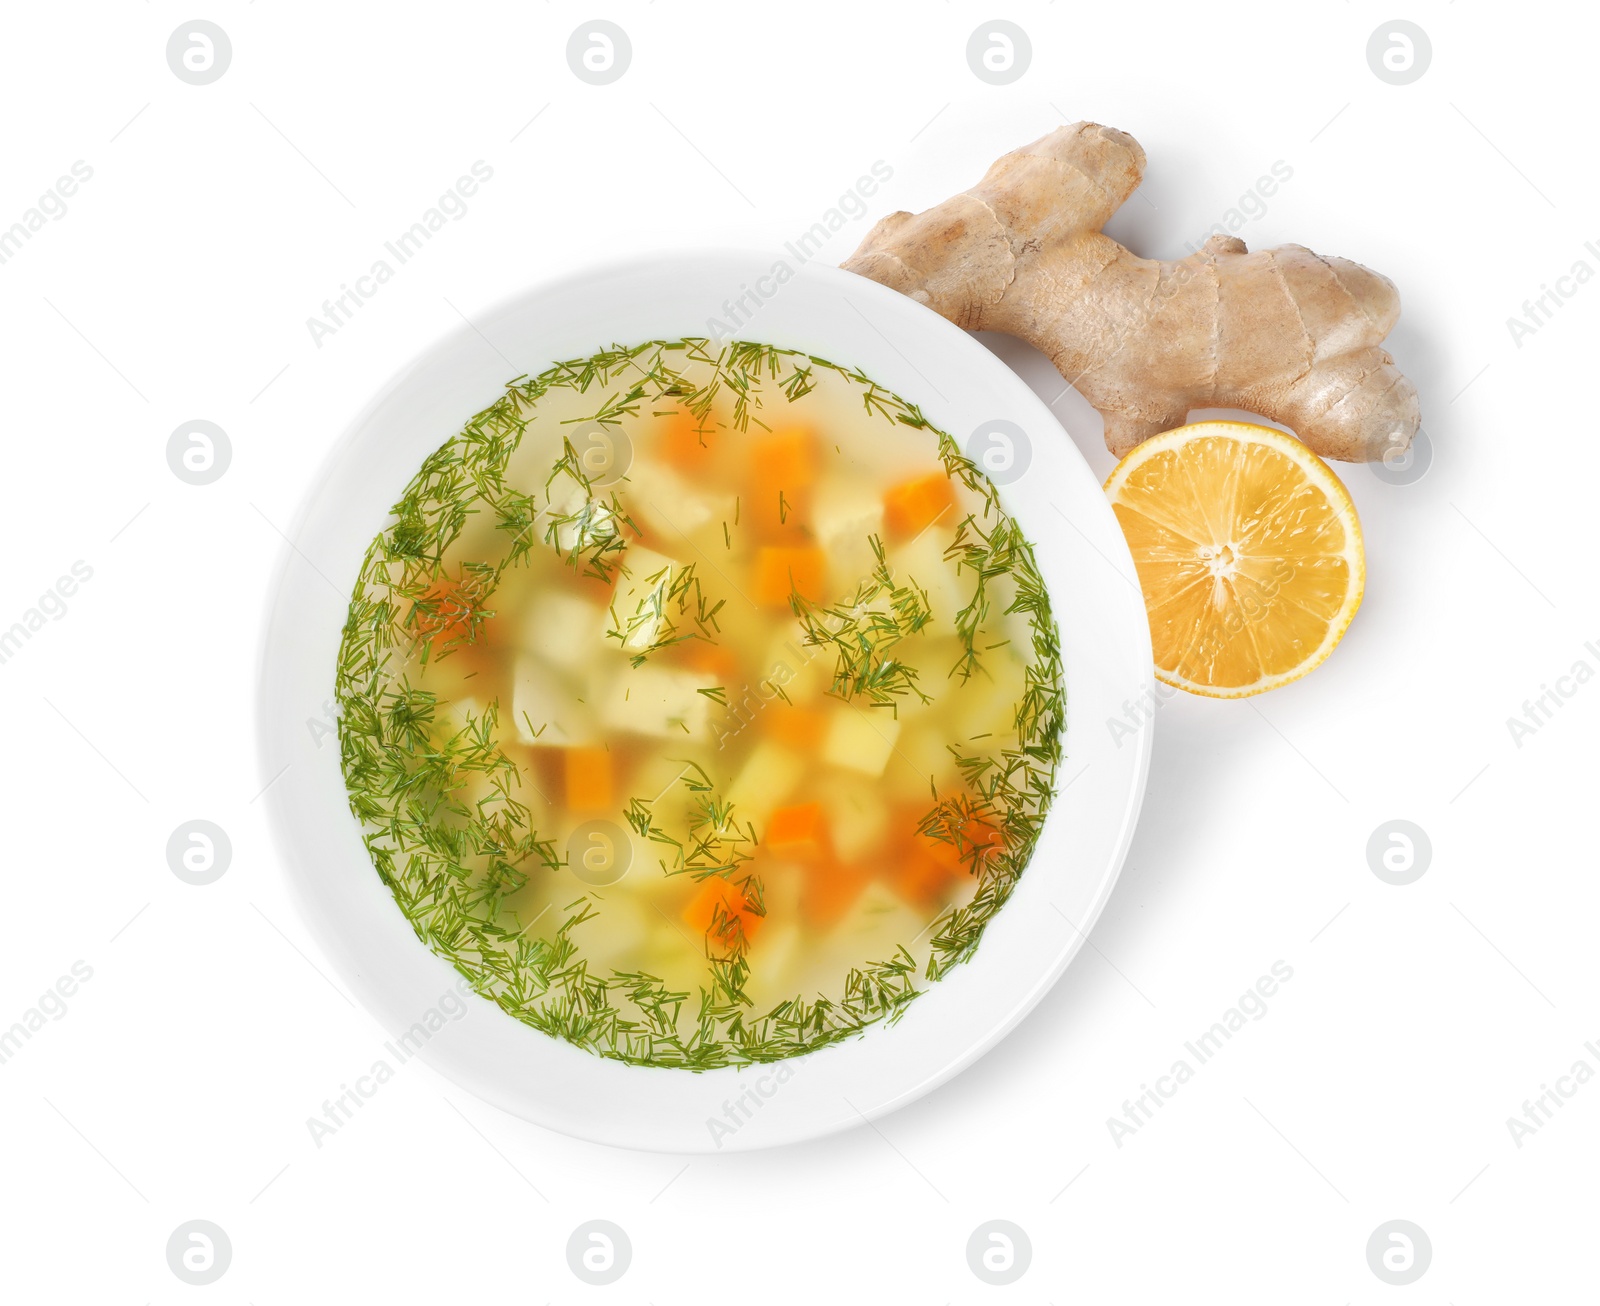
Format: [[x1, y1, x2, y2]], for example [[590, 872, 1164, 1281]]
[[336, 340, 1064, 1067]]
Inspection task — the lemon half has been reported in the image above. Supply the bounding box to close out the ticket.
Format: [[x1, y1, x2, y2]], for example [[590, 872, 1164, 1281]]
[[1104, 421, 1365, 698]]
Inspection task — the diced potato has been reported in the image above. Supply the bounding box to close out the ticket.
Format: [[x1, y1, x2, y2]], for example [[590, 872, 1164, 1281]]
[[815, 775, 890, 862], [451, 762, 503, 814], [758, 626, 829, 705], [1001, 580, 1038, 649], [725, 739, 806, 824], [544, 469, 619, 553], [821, 707, 901, 777], [441, 695, 484, 730], [887, 527, 965, 627], [520, 590, 606, 670], [512, 655, 598, 747], [880, 634, 965, 722], [624, 458, 733, 538], [568, 892, 649, 973], [561, 814, 637, 885], [630, 749, 698, 805], [954, 649, 1029, 742], [596, 663, 717, 739], [797, 882, 926, 989], [832, 881, 924, 943], [609, 544, 681, 650], [891, 722, 958, 791], [745, 921, 804, 1002], [812, 477, 885, 583]]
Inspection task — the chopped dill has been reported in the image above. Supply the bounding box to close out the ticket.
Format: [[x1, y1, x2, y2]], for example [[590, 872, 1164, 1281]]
[[791, 536, 934, 714], [607, 558, 725, 667]]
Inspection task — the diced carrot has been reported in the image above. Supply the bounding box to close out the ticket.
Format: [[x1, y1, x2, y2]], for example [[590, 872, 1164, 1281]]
[[883, 470, 955, 539], [683, 639, 740, 681], [683, 877, 765, 945], [766, 704, 826, 752], [915, 808, 1004, 873], [658, 408, 723, 473], [804, 859, 869, 928], [894, 841, 962, 907], [413, 576, 478, 648], [564, 747, 613, 812], [753, 546, 827, 607], [749, 428, 817, 538], [887, 800, 1005, 906], [753, 428, 816, 489], [766, 802, 826, 856]]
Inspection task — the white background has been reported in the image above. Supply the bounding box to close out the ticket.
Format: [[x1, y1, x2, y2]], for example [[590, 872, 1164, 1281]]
[[1, 1, 1594, 1300]]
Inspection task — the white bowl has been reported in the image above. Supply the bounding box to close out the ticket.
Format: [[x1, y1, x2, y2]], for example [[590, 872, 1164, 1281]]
[[256, 252, 1153, 1153]]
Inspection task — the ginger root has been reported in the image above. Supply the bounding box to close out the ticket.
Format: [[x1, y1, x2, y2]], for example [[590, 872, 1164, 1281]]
[[842, 123, 1419, 463]]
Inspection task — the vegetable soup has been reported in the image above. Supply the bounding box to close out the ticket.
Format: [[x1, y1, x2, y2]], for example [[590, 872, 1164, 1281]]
[[336, 340, 1063, 1067]]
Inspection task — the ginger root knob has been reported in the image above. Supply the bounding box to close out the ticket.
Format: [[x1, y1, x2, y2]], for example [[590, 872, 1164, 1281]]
[[843, 123, 1420, 463]]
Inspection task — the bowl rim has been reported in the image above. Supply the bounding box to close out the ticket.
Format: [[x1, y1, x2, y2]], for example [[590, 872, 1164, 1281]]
[[255, 248, 1154, 1153]]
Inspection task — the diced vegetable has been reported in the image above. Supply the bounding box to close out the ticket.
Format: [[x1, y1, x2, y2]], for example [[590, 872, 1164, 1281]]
[[624, 457, 733, 538], [878, 637, 964, 724], [896, 803, 1002, 907], [815, 777, 889, 861], [749, 428, 816, 537], [520, 590, 605, 670], [801, 858, 869, 928], [512, 655, 598, 747], [883, 470, 955, 539], [886, 528, 964, 625], [564, 747, 613, 812], [657, 408, 724, 475], [765, 802, 826, 856], [753, 546, 826, 607], [610, 544, 681, 649], [683, 877, 765, 945], [895, 722, 961, 790], [594, 663, 717, 739], [684, 639, 740, 682], [910, 798, 1005, 897], [895, 841, 965, 907], [413, 576, 479, 650], [568, 893, 649, 972], [765, 703, 826, 752], [753, 428, 816, 489], [954, 649, 1028, 740], [820, 707, 900, 776], [726, 740, 806, 822], [747, 921, 803, 993], [545, 468, 619, 553], [442, 695, 484, 731], [758, 627, 829, 704], [811, 478, 885, 580], [820, 882, 922, 950]]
